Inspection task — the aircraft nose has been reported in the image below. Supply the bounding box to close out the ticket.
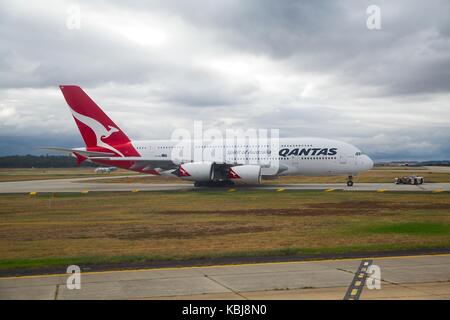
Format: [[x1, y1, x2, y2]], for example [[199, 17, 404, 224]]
[[365, 155, 374, 170]]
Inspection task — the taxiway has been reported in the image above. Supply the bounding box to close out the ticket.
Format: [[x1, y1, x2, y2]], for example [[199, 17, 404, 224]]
[[0, 176, 448, 193], [1, 254, 449, 300]]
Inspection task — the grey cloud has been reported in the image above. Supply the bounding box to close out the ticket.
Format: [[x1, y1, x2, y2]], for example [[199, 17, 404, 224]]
[[0, 6, 153, 88], [128, 0, 450, 97], [0, 0, 449, 160], [0, 2, 253, 108], [0, 135, 83, 156], [351, 128, 450, 161]]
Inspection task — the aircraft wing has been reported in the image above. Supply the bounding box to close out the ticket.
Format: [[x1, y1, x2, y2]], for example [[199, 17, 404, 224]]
[[89, 157, 177, 171], [90, 157, 286, 174]]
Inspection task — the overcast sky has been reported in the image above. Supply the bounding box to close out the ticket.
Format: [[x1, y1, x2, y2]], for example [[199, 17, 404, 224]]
[[0, 0, 449, 160]]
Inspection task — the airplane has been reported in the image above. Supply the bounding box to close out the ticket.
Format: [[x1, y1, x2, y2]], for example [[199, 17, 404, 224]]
[[44, 85, 374, 187], [94, 166, 117, 174]]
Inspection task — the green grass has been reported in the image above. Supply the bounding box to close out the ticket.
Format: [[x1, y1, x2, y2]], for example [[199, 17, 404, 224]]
[[2, 242, 448, 272], [0, 189, 449, 273], [361, 222, 450, 235]]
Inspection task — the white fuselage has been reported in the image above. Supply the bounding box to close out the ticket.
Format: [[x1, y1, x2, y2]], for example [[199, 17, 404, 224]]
[[129, 137, 373, 177]]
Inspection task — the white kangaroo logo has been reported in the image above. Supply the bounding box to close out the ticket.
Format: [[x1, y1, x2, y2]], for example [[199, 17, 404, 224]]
[[70, 109, 124, 156]]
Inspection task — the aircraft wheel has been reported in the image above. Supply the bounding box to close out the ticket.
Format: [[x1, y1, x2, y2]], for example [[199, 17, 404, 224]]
[[346, 175, 354, 187]]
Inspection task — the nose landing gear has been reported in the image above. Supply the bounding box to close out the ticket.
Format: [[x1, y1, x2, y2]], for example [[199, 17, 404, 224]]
[[346, 176, 354, 187]]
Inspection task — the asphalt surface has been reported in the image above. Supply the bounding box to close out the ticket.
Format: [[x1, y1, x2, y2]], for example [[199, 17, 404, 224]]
[[0, 175, 449, 193], [1, 254, 449, 300]]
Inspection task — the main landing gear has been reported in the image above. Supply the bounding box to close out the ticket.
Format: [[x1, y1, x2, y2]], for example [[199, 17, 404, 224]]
[[194, 181, 235, 187], [346, 176, 354, 187]]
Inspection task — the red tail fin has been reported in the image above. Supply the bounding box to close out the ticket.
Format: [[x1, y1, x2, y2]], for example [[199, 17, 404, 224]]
[[59, 85, 139, 157]]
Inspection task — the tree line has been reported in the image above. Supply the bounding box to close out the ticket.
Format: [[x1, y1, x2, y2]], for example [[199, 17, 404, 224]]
[[0, 155, 97, 168]]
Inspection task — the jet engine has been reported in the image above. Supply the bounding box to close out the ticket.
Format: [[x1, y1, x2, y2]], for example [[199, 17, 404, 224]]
[[227, 165, 261, 184], [172, 162, 215, 181]]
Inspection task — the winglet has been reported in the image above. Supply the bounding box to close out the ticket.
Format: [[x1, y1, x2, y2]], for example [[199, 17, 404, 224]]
[[73, 152, 87, 165]]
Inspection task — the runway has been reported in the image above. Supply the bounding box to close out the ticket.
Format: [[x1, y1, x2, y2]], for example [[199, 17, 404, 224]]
[[1, 254, 449, 299], [0, 175, 449, 193]]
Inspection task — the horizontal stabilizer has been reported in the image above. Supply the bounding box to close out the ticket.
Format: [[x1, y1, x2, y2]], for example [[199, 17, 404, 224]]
[[38, 147, 116, 157]]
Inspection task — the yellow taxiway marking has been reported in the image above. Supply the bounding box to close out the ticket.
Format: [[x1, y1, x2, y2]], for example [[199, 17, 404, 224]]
[[351, 289, 358, 296], [432, 189, 445, 193], [228, 188, 236, 192], [377, 189, 386, 193], [276, 188, 285, 192], [131, 189, 140, 193], [29, 192, 37, 196], [80, 190, 89, 194], [2, 253, 450, 281], [325, 189, 335, 192]]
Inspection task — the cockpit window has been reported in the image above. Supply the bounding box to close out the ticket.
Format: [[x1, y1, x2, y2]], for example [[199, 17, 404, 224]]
[[355, 152, 362, 156]]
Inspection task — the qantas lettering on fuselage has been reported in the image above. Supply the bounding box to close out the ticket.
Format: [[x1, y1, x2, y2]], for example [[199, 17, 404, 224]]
[[278, 148, 338, 157]]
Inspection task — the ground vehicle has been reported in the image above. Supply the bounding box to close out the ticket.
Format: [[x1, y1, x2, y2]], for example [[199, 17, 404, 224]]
[[94, 167, 117, 174], [395, 175, 424, 185]]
